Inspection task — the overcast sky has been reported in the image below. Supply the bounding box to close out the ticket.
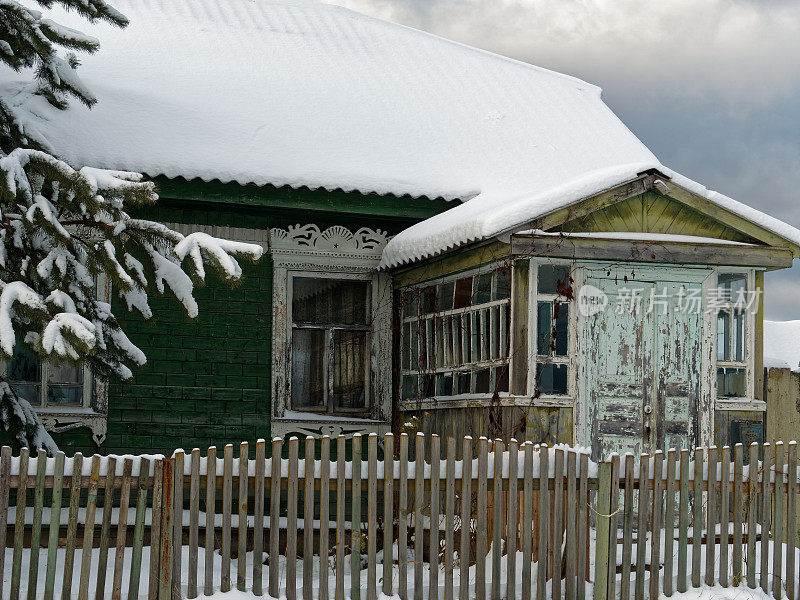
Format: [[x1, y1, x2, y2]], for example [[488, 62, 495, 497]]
[[332, 0, 800, 321]]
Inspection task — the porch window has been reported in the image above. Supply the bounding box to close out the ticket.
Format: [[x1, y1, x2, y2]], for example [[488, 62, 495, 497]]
[[290, 276, 372, 414], [533, 264, 571, 396], [399, 266, 511, 400], [715, 272, 750, 398]]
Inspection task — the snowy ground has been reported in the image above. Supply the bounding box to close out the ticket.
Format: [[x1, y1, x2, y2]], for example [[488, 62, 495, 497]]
[[3, 532, 798, 599]]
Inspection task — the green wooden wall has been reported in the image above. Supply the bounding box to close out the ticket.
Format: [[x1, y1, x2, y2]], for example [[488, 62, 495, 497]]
[[2, 180, 451, 456]]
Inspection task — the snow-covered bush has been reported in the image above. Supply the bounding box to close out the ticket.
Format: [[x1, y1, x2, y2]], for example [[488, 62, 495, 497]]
[[0, 1, 263, 451]]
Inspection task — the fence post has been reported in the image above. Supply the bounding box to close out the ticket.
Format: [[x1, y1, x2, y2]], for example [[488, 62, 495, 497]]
[[593, 460, 613, 600], [158, 457, 175, 600]]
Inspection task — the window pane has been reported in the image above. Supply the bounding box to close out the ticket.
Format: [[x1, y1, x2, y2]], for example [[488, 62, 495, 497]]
[[454, 277, 473, 309], [494, 365, 509, 393], [554, 303, 569, 356], [291, 329, 326, 409], [409, 321, 419, 370], [537, 301, 552, 356], [402, 290, 419, 319], [537, 363, 568, 395], [422, 286, 437, 314], [49, 362, 82, 384], [333, 330, 367, 410], [435, 373, 452, 396], [456, 372, 471, 394], [47, 386, 82, 406], [733, 309, 746, 363], [718, 273, 746, 302], [494, 267, 511, 300], [474, 273, 492, 305], [292, 278, 370, 325], [7, 344, 41, 406], [401, 375, 417, 400], [538, 265, 570, 295], [475, 368, 490, 393], [717, 367, 746, 397], [439, 282, 455, 311], [717, 311, 731, 361]]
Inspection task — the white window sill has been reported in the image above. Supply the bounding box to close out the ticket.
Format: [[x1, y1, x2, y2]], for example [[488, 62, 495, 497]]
[[399, 394, 574, 410], [715, 398, 766, 412]]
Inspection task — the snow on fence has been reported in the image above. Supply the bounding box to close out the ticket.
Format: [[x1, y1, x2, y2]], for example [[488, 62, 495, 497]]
[[0, 435, 798, 600]]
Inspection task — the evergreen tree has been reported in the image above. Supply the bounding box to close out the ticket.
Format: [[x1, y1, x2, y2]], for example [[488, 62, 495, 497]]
[[0, 1, 263, 451]]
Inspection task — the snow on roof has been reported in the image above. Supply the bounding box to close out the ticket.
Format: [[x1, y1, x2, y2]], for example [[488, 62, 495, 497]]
[[1, 0, 798, 267], [764, 320, 800, 372]]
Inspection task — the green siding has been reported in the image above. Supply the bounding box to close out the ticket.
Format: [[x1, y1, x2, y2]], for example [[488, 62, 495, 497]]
[[3, 182, 451, 456]]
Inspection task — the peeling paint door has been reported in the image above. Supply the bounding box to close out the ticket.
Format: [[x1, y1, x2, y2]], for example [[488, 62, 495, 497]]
[[585, 269, 703, 460]]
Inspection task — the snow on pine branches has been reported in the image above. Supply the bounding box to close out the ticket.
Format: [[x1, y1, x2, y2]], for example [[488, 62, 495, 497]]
[[0, 1, 263, 451]]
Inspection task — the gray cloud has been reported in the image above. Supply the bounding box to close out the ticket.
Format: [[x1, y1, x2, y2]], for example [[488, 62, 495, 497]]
[[331, 0, 800, 319]]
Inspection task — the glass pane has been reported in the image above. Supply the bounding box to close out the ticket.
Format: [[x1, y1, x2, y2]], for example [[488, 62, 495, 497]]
[[537, 363, 568, 395], [292, 278, 370, 325], [435, 373, 452, 396], [457, 372, 471, 394], [12, 384, 40, 406], [718, 273, 746, 302], [475, 368, 490, 393], [291, 329, 326, 409], [717, 311, 731, 361], [47, 386, 82, 406], [402, 290, 419, 319], [494, 365, 509, 393], [474, 273, 492, 305], [422, 286, 437, 314], [401, 375, 417, 400], [538, 264, 570, 295], [49, 362, 82, 384], [454, 277, 473, 309], [537, 301, 552, 356], [439, 282, 455, 311], [733, 309, 746, 363], [423, 374, 435, 398], [717, 367, 746, 397], [409, 321, 419, 370], [8, 345, 40, 383], [554, 303, 569, 356], [333, 330, 367, 410], [494, 267, 511, 300]]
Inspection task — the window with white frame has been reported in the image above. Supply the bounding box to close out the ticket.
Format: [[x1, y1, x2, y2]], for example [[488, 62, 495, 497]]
[[290, 275, 373, 415], [6, 343, 91, 410], [532, 263, 572, 396], [715, 271, 754, 398], [399, 265, 511, 400]]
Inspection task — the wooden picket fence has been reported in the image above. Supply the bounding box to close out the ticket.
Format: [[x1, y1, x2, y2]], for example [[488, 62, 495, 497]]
[[0, 435, 798, 600]]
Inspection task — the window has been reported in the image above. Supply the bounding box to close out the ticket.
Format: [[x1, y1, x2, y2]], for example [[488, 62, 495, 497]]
[[6, 341, 91, 410], [290, 276, 372, 415], [533, 264, 571, 396], [715, 272, 752, 398], [399, 266, 511, 400]]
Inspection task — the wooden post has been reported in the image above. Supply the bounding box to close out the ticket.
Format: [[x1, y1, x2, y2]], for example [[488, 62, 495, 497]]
[[593, 460, 613, 600]]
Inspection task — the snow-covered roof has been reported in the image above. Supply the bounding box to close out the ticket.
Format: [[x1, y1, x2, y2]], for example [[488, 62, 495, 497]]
[[764, 320, 800, 372], [1, 0, 798, 268]]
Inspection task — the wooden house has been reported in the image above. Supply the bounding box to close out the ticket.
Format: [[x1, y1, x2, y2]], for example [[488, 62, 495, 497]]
[[0, 0, 797, 459]]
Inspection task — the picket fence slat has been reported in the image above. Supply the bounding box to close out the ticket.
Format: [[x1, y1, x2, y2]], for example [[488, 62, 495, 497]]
[[553, 447, 565, 600], [270, 438, 282, 599], [352, 434, 362, 600], [159, 456, 174, 600], [565, 449, 577, 600], [720, 446, 730, 587], [173, 450, 185, 599], [43, 452, 65, 600], [732, 444, 744, 586], [692, 447, 703, 588], [319, 436, 331, 600], [367, 434, 378, 600], [62, 451, 82, 600], [11, 447, 29, 600], [418, 433, 429, 600], [507, 439, 519, 600], [477, 437, 488, 600], [492, 439, 503, 600], [96, 456, 117, 600], [537, 444, 549, 600], [430, 434, 441, 600], [677, 449, 690, 594], [336, 435, 346, 600], [445, 437, 456, 600], [634, 452, 649, 600], [78, 455, 101, 600], [747, 442, 759, 589], [128, 458, 151, 600], [577, 452, 589, 600], [460, 436, 473, 600], [304, 437, 315, 600], [774, 441, 785, 600], [28, 450, 47, 600], [253, 440, 265, 598], [664, 449, 677, 597], [221, 445, 233, 594], [787, 441, 797, 600], [522, 442, 533, 600], [0, 447, 11, 600], [286, 438, 299, 600], [606, 453, 619, 600], [399, 433, 409, 600], [238, 442, 248, 593], [761, 443, 772, 593], [384, 433, 395, 599], [705, 446, 718, 587], [149, 456, 163, 600], [188, 448, 200, 599], [114, 459, 133, 600], [205, 446, 217, 597]]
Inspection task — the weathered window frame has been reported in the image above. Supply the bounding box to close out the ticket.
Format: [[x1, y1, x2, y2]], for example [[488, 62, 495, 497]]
[[398, 263, 513, 404], [269, 224, 392, 438], [713, 267, 758, 408]]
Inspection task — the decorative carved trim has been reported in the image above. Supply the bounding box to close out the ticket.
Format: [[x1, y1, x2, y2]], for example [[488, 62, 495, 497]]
[[271, 418, 390, 439], [38, 412, 107, 446], [270, 224, 389, 256]]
